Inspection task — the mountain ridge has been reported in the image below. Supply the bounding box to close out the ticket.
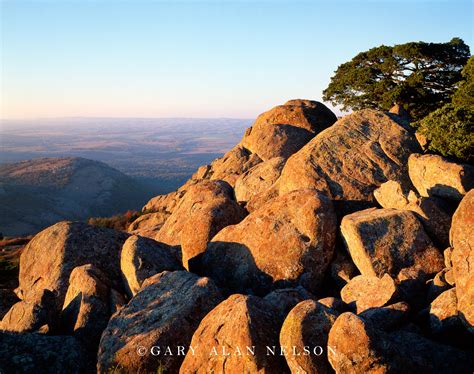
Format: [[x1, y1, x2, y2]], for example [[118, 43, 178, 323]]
[[0, 157, 155, 236]]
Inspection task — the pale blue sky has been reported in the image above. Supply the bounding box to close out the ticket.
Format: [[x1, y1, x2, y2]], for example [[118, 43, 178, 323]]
[[1, 0, 473, 119]]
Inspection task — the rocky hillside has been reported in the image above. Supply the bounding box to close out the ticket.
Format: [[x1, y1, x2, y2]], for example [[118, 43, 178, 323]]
[[0, 157, 155, 236], [1, 99, 473, 373]]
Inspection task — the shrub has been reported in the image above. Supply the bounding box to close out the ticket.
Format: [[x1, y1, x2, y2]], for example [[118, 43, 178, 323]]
[[417, 104, 473, 163], [87, 210, 146, 231]]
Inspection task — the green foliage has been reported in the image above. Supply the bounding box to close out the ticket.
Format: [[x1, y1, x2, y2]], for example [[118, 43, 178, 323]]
[[453, 56, 474, 107], [323, 38, 471, 120], [417, 104, 473, 162], [88, 209, 148, 231]]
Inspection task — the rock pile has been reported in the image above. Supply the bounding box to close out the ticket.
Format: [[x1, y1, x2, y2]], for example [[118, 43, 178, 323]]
[[1, 100, 472, 373]]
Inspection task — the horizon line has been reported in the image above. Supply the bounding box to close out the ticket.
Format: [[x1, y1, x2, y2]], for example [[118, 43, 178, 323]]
[[0, 115, 256, 121]]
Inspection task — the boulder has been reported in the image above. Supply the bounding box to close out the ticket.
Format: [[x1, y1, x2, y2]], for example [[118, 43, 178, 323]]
[[328, 312, 474, 373], [408, 153, 474, 201], [429, 288, 462, 334], [340, 208, 444, 283], [190, 190, 337, 295], [127, 211, 170, 239], [279, 300, 339, 374], [17, 221, 128, 311], [155, 180, 246, 269], [0, 289, 55, 333], [180, 294, 289, 373], [246, 182, 280, 212], [278, 109, 421, 201], [97, 271, 223, 373], [263, 287, 314, 321], [120, 235, 182, 297], [234, 157, 286, 203], [340, 274, 398, 313], [240, 100, 337, 161], [450, 190, 474, 332], [0, 331, 91, 373], [374, 180, 452, 247], [208, 145, 262, 186], [60, 264, 119, 347], [358, 302, 410, 330]]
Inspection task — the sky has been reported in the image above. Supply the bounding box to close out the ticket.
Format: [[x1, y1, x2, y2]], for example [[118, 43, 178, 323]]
[[1, 0, 473, 120]]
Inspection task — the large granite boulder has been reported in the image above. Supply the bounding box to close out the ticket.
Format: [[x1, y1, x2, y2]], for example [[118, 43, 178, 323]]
[[16, 222, 128, 311], [328, 312, 474, 373], [234, 157, 286, 203], [0, 289, 56, 333], [97, 271, 223, 373], [450, 190, 474, 332], [340, 208, 444, 282], [374, 180, 452, 247], [60, 264, 121, 348], [208, 145, 263, 186], [408, 153, 474, 201], [155, 180, 246, 268], [120, 235, 182, 297], [127, 211, 170, 239], [340, 274, 398, 313], [280, 300, 339, 373], [190, 190, 337, 295], [180, 294, 289, 373], [278, 109, 421, 201], [240, 100, 337, 161]]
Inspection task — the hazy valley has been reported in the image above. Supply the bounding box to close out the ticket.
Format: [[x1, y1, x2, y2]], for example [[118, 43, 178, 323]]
[[0, 118, 250, 236], [0, 117, 251, 192]]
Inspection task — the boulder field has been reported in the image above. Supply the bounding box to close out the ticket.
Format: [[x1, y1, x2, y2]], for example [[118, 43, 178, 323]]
[[1, 99, 473, 373]]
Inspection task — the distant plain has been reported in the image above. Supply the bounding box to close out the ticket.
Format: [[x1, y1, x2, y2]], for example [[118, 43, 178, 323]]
[[0, 117, 251, 193]]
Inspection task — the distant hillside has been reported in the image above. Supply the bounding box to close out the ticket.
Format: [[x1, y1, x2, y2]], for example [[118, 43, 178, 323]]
[[0, 157, 156, 236]]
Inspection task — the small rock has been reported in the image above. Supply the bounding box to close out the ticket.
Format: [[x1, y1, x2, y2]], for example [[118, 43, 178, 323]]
[[340, 274, 398, 313], [120, 235, 182, 297], [0, 289, 56, 333], [408, 153, 474, 201]]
